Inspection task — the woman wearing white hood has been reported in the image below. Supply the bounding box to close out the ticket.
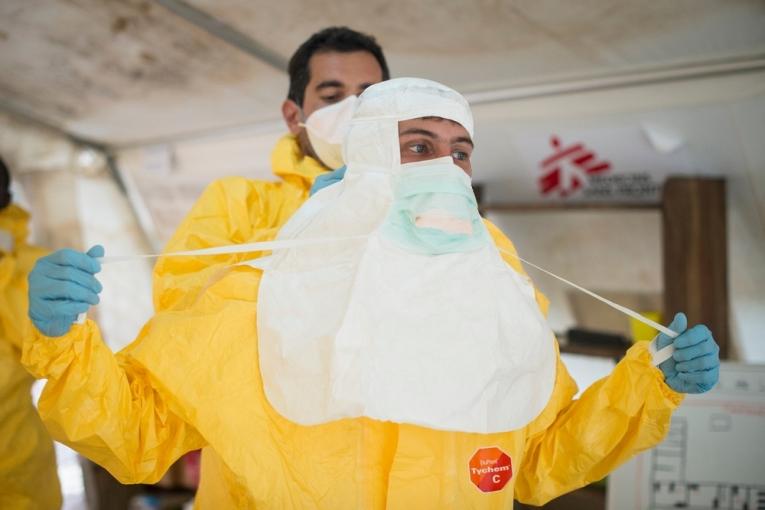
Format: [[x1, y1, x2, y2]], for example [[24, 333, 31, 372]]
[[26, 78, 719, 508]]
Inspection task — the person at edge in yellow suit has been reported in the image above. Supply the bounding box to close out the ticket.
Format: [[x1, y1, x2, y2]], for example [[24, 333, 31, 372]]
[[153, 26, 389, 313], [0, 157, 61, 509], [25, 78, 720, 509]]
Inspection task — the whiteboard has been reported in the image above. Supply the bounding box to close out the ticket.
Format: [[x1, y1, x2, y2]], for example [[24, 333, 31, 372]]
[[607, 362, 765, 510]]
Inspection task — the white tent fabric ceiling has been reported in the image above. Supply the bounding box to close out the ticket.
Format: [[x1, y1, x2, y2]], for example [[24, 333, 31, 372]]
[[1, 0, 764, 146]]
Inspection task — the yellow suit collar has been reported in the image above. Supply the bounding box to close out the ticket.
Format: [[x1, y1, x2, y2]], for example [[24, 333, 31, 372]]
[[270, 134, 329, 190]]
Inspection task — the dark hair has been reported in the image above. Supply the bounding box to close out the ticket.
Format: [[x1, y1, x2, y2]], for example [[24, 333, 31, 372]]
[[0, 157, 9, 188], [0, 157, 11, 209], [287, 26, 389, 107]]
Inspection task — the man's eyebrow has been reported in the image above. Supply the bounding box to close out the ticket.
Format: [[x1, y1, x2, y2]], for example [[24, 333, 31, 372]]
[[453, 136, 474, 148], [315, 80, 344, 91], [399, 128, 438, 138], [400, 129, 474, 148]]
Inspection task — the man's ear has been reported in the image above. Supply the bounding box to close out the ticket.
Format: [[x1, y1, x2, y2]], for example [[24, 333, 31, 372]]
[[282, 99, 303, 135]]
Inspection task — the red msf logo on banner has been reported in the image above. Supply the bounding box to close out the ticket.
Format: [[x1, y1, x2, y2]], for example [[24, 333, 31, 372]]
[[539, 135, 612, 197], [469, 447, 513, 493]]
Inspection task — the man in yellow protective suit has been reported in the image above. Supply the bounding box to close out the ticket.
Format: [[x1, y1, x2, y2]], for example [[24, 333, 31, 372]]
[[153, 26, 389, 312], [25, 78, 720, 509], [149, 26, 388, 500], [0, 158, 61, 509]]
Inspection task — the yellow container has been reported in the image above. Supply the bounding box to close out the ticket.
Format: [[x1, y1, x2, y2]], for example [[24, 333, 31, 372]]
[[629, 312, 663, 343]]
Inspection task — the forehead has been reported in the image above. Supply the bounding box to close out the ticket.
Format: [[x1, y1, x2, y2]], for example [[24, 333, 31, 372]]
[[398, 117, 471, 139], [307, 50, 383, 83]]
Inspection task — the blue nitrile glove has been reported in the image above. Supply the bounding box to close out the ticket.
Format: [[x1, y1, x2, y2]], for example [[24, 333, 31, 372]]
[[28, 245, 104, 337], [656, 312, 720, 393], [310, 165, 347, 196]]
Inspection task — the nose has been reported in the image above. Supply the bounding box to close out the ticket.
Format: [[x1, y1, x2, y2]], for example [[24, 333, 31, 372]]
[[435, 144, 453, 160]]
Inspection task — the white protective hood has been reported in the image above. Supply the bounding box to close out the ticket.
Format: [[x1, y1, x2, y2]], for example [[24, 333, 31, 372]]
[[256, 78, 557, 434]]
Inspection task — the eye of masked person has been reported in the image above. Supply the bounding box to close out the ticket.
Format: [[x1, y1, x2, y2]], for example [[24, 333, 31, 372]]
[[398, 117, 474, 175]]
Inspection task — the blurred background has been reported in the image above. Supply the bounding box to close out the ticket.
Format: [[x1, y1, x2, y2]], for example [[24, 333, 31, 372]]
[[1, 1, 764, 509]]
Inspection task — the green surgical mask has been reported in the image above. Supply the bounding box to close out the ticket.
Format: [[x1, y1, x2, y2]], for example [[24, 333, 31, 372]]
[[381, 157, 488, 255]]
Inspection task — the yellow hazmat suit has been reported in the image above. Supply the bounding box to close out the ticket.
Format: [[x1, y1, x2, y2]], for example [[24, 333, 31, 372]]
[[23, 81, 684, 508], [0, 205, 61, 509]]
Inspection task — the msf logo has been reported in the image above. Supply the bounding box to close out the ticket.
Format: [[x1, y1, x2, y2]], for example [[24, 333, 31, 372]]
[[539, 135, 612, 197]]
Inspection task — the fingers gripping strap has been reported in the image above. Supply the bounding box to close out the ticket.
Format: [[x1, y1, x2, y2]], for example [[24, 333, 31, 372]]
[[649, 335, 676, 366]]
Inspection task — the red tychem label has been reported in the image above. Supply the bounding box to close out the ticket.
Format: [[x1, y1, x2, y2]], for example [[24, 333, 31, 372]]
[[469, 447, 513, 493]]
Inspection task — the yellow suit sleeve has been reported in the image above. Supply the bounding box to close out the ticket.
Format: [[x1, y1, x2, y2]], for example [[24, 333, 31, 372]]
[[514, 342, 684, 505], [21, 319, 206, 484], [152, 176, 284, 312]]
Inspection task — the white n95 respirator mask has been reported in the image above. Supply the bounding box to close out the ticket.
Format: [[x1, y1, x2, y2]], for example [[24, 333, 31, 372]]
[[300, 95, 358, 169]]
